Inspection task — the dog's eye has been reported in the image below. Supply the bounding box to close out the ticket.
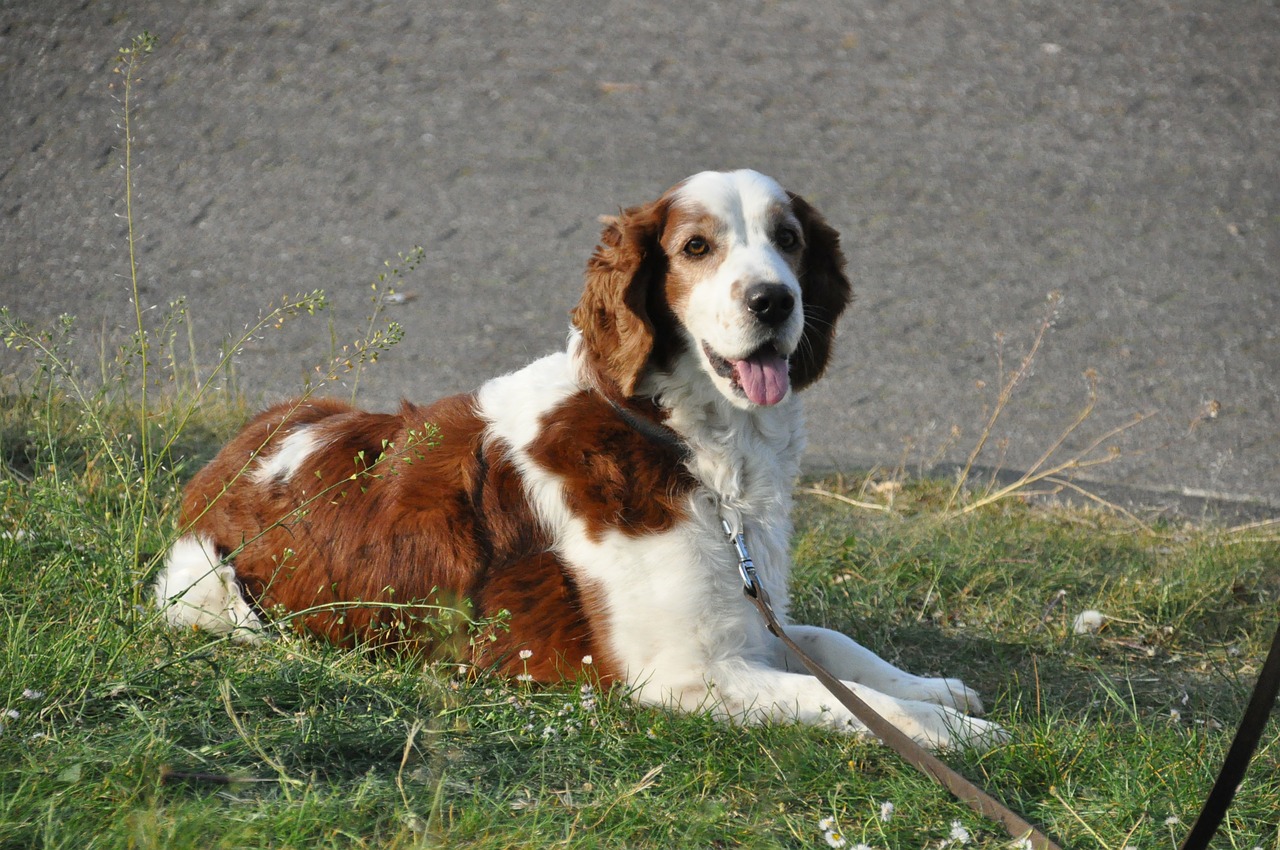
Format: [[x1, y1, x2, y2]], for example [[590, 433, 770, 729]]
[[775, 228, 801, 251], [683, 237, 710, 257]]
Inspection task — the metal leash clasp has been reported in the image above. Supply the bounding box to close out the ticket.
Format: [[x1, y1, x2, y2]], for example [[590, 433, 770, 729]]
[[721, 518, 759, 597]]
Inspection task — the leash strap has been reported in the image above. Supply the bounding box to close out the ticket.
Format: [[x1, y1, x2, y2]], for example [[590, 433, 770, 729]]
[[726, 521, 1064, 850], [1178, 619, 1280, 850]]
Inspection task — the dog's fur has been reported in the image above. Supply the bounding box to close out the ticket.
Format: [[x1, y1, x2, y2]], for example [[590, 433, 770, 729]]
[[156, 170, 1002, 749]]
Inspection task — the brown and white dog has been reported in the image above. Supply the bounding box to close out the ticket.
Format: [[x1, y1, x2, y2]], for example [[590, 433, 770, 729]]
[[156, 170, 1002, 750]]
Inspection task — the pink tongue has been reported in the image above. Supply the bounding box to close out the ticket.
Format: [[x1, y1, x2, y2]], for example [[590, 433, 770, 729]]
[[732, 351, 790, 406]]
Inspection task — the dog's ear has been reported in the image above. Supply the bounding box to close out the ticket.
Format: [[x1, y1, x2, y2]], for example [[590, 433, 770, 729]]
[[787, 192, 852, 391], [572, 199, 671, 398]]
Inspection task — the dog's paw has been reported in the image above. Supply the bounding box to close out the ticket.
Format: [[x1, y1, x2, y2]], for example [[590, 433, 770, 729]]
[[895, 676, 986, 716], [913, 703, 1009, 752]]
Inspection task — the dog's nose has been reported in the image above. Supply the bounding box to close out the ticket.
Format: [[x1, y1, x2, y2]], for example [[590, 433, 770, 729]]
[[745, 283, 796, 327]]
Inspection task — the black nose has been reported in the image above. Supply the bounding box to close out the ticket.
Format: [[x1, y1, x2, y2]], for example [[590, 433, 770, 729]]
[[745, 283, 796, 327]]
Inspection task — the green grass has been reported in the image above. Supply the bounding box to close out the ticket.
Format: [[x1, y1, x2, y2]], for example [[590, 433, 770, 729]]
[[1, 410, 1277, 849]]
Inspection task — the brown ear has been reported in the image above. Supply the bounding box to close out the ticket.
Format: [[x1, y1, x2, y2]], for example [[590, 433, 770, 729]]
[[571, 199, 670, 397], [787, 192, 853, 391]]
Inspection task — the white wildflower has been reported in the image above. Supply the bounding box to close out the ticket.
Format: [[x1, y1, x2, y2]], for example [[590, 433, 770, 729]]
[[1072, 610, 1106, 635], [515, 673, 533, 683], [1165, 816, 1181, 826], [879, 801, 894, 823], [948, 820, 972, 845], [582, 654, 593, 665], [22, 689, 44, 701], [823, 829, 847, 849], [818, 817, 836, 831], [518, 649, 533, 660]]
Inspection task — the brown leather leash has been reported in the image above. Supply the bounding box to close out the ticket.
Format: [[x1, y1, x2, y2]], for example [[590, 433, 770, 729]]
[[1177, 619, 1280, 850], [725, 521, 1064, 850]]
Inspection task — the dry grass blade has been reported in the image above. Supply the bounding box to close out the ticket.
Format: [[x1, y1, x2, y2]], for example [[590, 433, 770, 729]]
[[797, 485, 894, 513], [218, 680, 303, 785], [1042, 476, 1151, 528]]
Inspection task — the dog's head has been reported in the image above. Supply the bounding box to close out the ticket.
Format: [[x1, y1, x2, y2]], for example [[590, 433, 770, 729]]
[[572, 170, 852, 408]]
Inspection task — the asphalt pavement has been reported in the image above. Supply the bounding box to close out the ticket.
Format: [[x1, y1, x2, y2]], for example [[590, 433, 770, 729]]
[[3, 0, 1277, 518]]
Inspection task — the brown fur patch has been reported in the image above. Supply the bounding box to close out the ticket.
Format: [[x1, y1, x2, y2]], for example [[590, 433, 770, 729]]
[[572, 198, 676, 397], [526, 390, 696, 543], [786, 192, 853, 390], [178, 394, 617, 682]]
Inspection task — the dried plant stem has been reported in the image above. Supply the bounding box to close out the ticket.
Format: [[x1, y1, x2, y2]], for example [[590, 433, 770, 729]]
[[945, 292, 1061, 512], [1043, 476, 1150, 528], [953, 411, 1154, 516], [116, 31, 157, 596], [797, 485, 893, 514]]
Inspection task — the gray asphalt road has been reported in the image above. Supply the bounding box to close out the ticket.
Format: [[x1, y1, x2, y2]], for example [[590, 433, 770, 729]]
[[3, 0, 1277, 517]]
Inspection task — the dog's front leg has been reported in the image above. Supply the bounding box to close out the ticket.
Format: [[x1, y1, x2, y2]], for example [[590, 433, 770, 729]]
[[769, 624, 988, 716], [699, 663, 1007, 751]]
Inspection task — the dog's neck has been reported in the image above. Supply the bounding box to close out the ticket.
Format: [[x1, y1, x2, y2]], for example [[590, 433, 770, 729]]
[[567, 328, 806, 510], [642, 347, 806, 513]]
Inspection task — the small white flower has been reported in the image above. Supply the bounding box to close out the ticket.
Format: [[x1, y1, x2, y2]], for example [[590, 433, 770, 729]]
[[518, 649, 533, 660], [823, 830, 848, 849], [515, 673, 533, 683], [1016, 840, 1034, 850], [1164, 816, 1181, 826], [852, 844, 873, 850], [819, 817, 836, 831], [4, 709, 18, 721], [879, 801, 894, 823], [582, 654, 593, 665], [1072, 610, 1106, 635], [22, 689, 44, 701], [948, 820, 972, 845]]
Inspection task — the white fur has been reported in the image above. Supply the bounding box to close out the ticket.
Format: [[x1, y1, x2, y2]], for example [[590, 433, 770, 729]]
[[480, 280, 1003, 749], [155, 535, 264, 645], [249, 426, 321, 485], [672, 170, 806, 410]]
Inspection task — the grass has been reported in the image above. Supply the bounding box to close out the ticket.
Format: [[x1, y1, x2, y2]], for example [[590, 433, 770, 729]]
[[2, 30, 1278, 850], [1, 422, 1278, 849]]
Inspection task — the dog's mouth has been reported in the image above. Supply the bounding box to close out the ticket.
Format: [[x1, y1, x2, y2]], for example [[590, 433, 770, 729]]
[[702, 341, 791, 407]]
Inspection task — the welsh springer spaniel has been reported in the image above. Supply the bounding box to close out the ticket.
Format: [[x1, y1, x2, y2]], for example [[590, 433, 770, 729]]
[[157, 170, 1002, 750]]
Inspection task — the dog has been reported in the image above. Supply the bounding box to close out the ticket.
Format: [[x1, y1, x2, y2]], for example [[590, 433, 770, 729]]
[[156, 169, 1002, 750]]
